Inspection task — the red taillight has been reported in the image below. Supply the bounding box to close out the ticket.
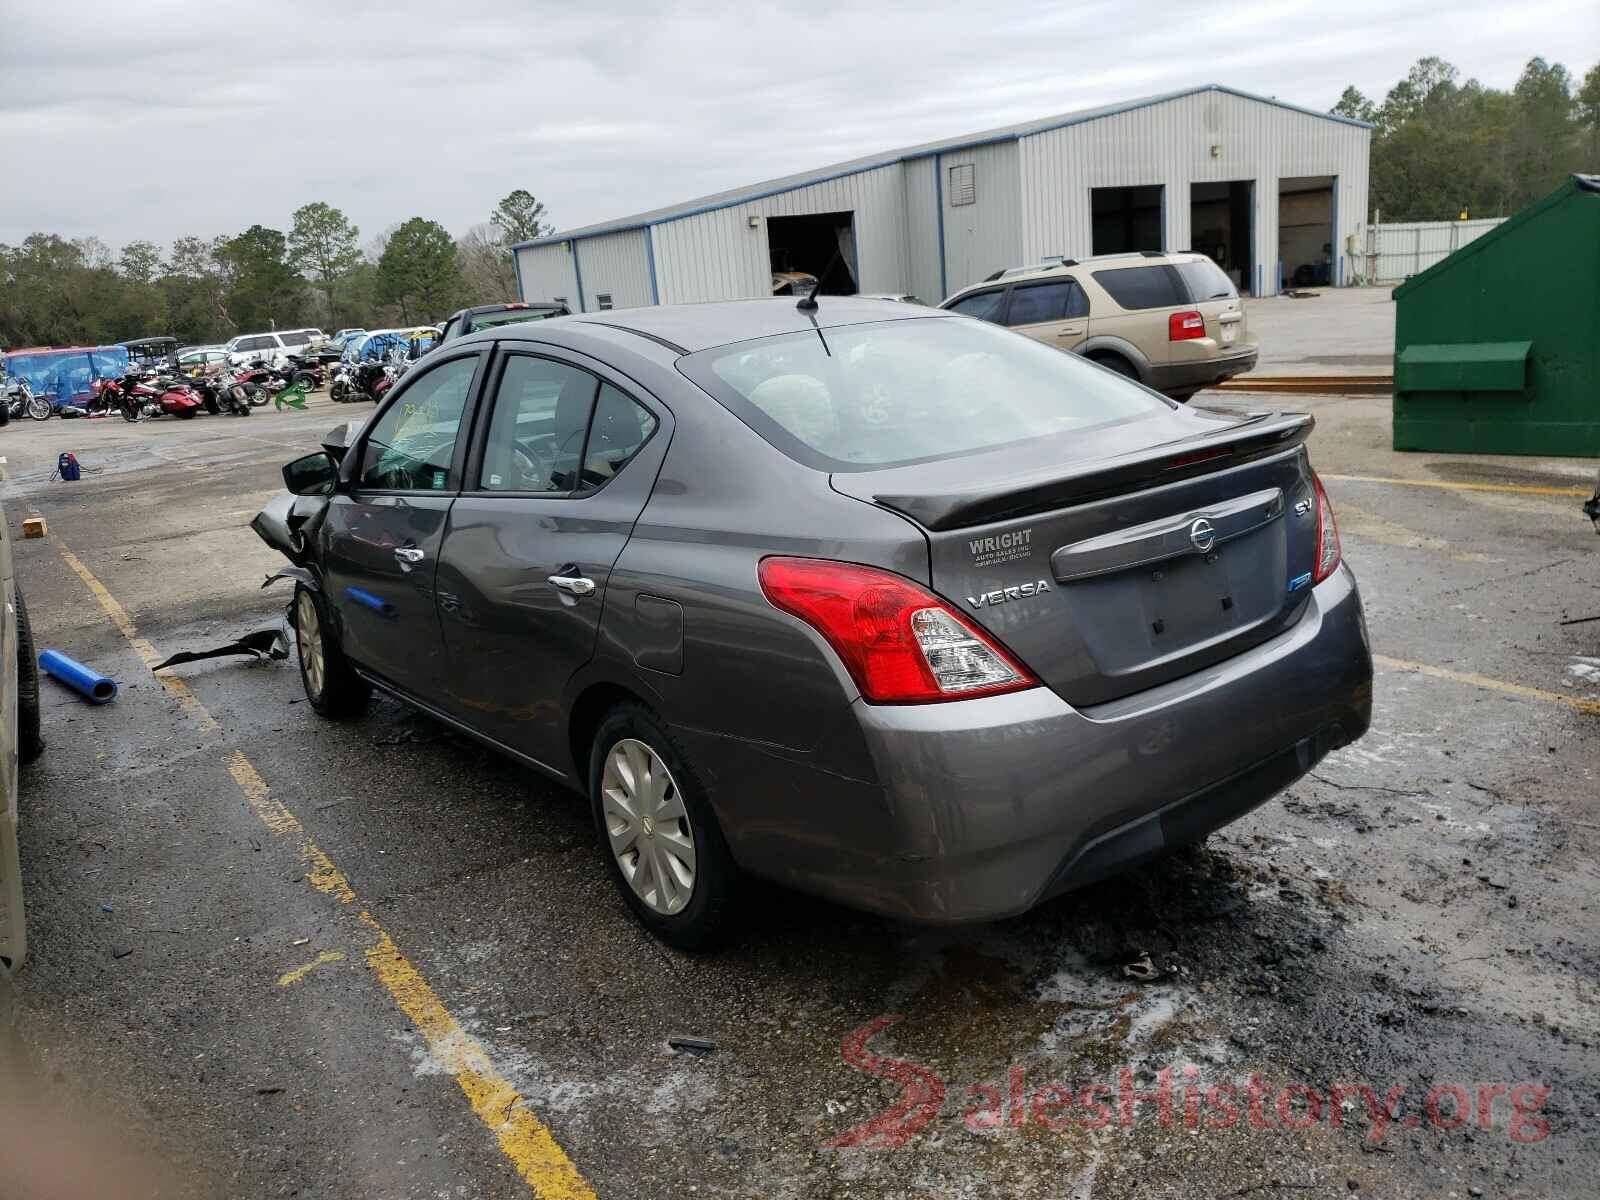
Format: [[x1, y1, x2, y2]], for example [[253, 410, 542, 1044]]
[[1168, 310, 1206, 341], [1311, 472, 1342, 584], [757, 557, 1038, 704]]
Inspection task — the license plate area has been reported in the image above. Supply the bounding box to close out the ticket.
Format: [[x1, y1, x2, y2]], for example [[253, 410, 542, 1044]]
[[1221, 323, 1237, 344], [1063, 525, 1286, 676]]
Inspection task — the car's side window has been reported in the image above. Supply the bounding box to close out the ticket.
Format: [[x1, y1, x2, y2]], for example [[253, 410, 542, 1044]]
[[947, 289, 1007, 323], [578, 385, 658, 492], [479, 355, 599, 494], [357, 356, 478, 491], [1003, 280, 1088, 326]]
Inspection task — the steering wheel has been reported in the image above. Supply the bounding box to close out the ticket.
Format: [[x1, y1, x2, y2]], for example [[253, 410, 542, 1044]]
[[510, 438, 557, 489]]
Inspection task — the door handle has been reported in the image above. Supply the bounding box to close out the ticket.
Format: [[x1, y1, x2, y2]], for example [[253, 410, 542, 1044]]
[[1055, 326, 1084, 337], [548, 573, 595, 597], [393, 546, 426, 566]]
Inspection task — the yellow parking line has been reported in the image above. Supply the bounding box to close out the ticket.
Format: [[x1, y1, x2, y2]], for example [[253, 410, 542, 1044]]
[[277, 950, 346, 988], [1375, 654, 1600, 716], [54, 542, 595, 1198], [1323, 473, 1590, 498]]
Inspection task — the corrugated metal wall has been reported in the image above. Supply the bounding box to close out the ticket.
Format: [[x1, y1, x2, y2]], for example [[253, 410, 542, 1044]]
[[1368, 218, 1505, 282], [902, 157, 943, 305], [1019, 91, 1369, 295], [652, 163, 913, 304], [573, 229, 655, 311], [515, 244, 581, 309], [936, 141, 1023, 297]]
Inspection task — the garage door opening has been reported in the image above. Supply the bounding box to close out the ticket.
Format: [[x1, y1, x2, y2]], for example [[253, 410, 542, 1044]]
[[1091, 186, 1164, 255], [1190, 180, 1254, 295], [767, 211, 858, 296], [1279, 176, 1334, 289]]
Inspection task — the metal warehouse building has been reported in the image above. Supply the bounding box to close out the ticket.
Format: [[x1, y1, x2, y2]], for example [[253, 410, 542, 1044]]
[[513, 83, 1371, 311]]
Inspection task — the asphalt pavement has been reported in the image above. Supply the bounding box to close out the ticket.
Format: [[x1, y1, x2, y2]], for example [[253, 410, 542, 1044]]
[[1, 388, 1596, 1199]]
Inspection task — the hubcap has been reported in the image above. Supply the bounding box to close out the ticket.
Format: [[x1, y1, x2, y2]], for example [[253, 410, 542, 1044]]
[[296, 592, 325, 699], [601, 738, 696, 915]]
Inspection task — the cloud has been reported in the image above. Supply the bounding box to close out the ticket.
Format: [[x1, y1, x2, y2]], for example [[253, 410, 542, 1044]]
[[0, 0, 1594, 249]]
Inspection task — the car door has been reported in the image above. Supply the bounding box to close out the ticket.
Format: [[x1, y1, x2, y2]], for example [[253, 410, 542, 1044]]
[[318, 350, 486, 697], [1001, 277, 1090, 352], [434, 348, 669, 774]]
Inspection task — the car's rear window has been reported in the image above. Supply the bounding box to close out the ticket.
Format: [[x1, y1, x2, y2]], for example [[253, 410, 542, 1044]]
[[1091, 265, 1186, 310], [467, 308, 562, 332], [1174, 258, 1238, 301], [680, 317, 1169, 471]]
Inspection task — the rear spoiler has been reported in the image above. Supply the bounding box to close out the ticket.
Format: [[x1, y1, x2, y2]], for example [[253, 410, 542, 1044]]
[[873, 412, 1314, 531]]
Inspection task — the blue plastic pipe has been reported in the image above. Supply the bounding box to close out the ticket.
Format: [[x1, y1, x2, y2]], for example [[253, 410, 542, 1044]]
[[39, 649, 118, 704]]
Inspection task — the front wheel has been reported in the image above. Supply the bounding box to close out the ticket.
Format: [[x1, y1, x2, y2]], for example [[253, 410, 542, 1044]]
[[245, 384, 269, 407], [589, 704, 737, 949], [293, 584, 369, 718], [26, 396, 52, 421]]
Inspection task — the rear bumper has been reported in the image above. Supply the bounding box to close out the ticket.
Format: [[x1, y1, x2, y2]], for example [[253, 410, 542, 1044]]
[[717, 563, 1370, 923], [1150, 349, 1258, 394]]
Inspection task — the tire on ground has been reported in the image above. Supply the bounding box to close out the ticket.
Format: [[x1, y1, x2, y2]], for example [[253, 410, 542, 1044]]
[[588, 703, 738, 950], [15, 587, 43, 763], [293, 583, 370, 718]]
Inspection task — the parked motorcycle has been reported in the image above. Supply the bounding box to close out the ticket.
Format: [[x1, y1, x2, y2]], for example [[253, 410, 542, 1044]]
[[190, 368, 256, 417], [4, 379, 53, 422], [98, 372, 203, 421]]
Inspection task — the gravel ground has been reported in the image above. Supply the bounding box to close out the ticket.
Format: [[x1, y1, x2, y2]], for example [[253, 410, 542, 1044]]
[[0, 386, 1595, 1199]]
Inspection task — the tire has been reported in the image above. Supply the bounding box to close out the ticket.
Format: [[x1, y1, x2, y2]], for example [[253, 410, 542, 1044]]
[[174, 407, 198, 419], [330, 380, 348, 403], [14, 587, 43, 763], [292, 371, 317, 391], [1089, 352, 1139, 381], [589, 703, 737, 949], [245, 384, 269, 407], [293, 584, 369, 718], [203, 395, 222, 415], [26, 396, 52, 421], [0, 402, 9, 428]]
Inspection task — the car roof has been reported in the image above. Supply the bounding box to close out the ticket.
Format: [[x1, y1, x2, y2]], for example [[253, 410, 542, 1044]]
[[949, 251, 1210, 299], [497, 296, 952, 354]]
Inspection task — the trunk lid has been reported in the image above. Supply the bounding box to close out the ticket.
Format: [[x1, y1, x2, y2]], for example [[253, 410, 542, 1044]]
[[831, 406, 1320, 706]]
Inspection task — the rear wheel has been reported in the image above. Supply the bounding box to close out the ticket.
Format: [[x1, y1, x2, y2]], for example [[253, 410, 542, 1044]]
[[246, 384, 269, 407], [293, 584, 370, 718], [590, 704, 737, 949], [292, 371, 317, 390], [26, 395, 52, 421], [15, 587, 42, 763], [202, 395, 222, 415], [1089, 352, 1139, 382]]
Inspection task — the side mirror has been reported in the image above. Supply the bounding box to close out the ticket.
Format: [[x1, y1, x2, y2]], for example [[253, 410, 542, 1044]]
[[283, 451, 339, 496]]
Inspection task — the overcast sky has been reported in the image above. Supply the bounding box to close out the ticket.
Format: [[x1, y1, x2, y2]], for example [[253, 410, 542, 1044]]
[[2, 0, 1595, 252]]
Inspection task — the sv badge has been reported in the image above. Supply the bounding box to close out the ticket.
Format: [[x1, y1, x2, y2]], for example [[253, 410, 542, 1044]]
[[967, 579, 1051, 608]]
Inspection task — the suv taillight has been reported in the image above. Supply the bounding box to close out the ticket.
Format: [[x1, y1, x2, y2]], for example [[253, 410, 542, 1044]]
[[757, 558, 1038, 704], [1311, 472, 1342, 584], [1169, 310, 1206, 341]]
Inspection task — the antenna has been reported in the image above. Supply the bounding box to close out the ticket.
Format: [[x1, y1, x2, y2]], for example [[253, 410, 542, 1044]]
[[796, 281, 821, 312]]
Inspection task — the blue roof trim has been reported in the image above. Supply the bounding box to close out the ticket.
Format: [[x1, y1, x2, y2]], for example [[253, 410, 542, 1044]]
[[512, 84, 1373, 251]]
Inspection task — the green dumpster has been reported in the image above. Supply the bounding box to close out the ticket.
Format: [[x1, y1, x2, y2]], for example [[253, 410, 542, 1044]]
[[1392, 173, 1600, 456]]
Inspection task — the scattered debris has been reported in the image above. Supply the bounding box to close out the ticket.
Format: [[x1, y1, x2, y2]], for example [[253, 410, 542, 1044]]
[[39, 649, 118, 704], [668, 1036, 716, 1056], [1122, 953, 1157, 981], [151, 627, 288, 672], [112, 947, 133, 960], [21, 516, 46, 538]]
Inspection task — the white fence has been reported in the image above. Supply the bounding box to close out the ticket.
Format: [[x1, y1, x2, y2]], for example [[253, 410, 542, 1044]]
[[1365, 218, 1505, 283]]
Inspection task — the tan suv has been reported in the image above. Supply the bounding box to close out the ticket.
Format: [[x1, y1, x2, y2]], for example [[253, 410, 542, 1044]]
[[940, 251, 1257, 400]]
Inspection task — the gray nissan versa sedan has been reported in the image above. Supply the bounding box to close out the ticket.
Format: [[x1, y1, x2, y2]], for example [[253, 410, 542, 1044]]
[[254, 297, 1372, 947]]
